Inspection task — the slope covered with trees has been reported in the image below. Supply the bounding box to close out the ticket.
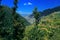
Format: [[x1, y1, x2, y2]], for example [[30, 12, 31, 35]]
[[0, 6, 30, 40]]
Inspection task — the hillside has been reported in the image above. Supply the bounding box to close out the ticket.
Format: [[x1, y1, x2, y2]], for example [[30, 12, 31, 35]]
[[0, 6, 30, 26], [23, 11, 60, 40], [0, 6, 31, 40]]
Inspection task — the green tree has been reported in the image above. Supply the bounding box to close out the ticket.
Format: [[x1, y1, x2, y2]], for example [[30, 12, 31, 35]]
[[0, 0, 2, 10], [12, 0, 25, 40], [33, 8, 40, 26], [12, 0, 18, 15]]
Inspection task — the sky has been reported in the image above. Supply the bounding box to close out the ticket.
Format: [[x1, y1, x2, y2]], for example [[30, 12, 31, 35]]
[[1, 0, 60, 15]]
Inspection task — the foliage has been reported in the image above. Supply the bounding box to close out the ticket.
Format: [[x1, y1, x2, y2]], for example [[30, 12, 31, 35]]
[[0, 6, 30, 40], [0, 6, 13, 40], [33, 8, 40, 26], [12, 0, 18, 15], [23, 12, 60, 40], [0, 0, 60, 40]]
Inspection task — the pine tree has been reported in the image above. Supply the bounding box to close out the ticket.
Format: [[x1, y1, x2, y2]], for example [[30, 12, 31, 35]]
[[13, 0, 25, 40], [0, 0, 2, 10], [33, 8, 40, 26], [12, 0, 18, 15]]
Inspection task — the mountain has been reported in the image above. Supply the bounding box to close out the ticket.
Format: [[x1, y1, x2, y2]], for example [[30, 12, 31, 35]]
[[41, 6, 60, 16], [24, 16, 35, 24], [25, 6, 60, 24], [29, 6, 60, 17]]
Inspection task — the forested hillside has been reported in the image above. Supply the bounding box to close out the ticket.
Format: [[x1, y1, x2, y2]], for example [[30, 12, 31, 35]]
[[0, 6, 30, 40], [0, 6, 30, 26]]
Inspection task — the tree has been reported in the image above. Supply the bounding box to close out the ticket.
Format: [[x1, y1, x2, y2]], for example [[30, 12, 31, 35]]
[[0, 0, 2, 10], [13, 0, 25, 40], [12, 0, 18, 15], [33, 8, 40, 26]]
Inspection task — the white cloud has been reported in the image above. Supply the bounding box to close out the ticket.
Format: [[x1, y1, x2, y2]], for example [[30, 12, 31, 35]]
[[24, 2, 32, 6], [28, 2, 32, 5]]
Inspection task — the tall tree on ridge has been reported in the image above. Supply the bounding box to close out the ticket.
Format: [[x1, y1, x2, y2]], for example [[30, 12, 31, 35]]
[[13, 0, 18, 15], [33, 8, 40, 26], [13, 0, 18, 40], [13, 0, 25, 40], [0, 0, 2, 10]]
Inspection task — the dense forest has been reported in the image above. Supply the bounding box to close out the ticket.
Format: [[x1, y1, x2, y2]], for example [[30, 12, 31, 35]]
[[0, 0, 60, 40]]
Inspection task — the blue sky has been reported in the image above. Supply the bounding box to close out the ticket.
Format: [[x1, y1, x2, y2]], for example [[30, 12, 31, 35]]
[[1, 0, 60, 15]]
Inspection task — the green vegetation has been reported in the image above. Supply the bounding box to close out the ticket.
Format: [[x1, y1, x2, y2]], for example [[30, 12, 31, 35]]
[[0, 6, 30, 40], [0, 6, 60, 40], [23, 12, 60, 40], [0, 0, 60, 40], [33, 8, 40, 26], [12, 0, 24, 40]]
